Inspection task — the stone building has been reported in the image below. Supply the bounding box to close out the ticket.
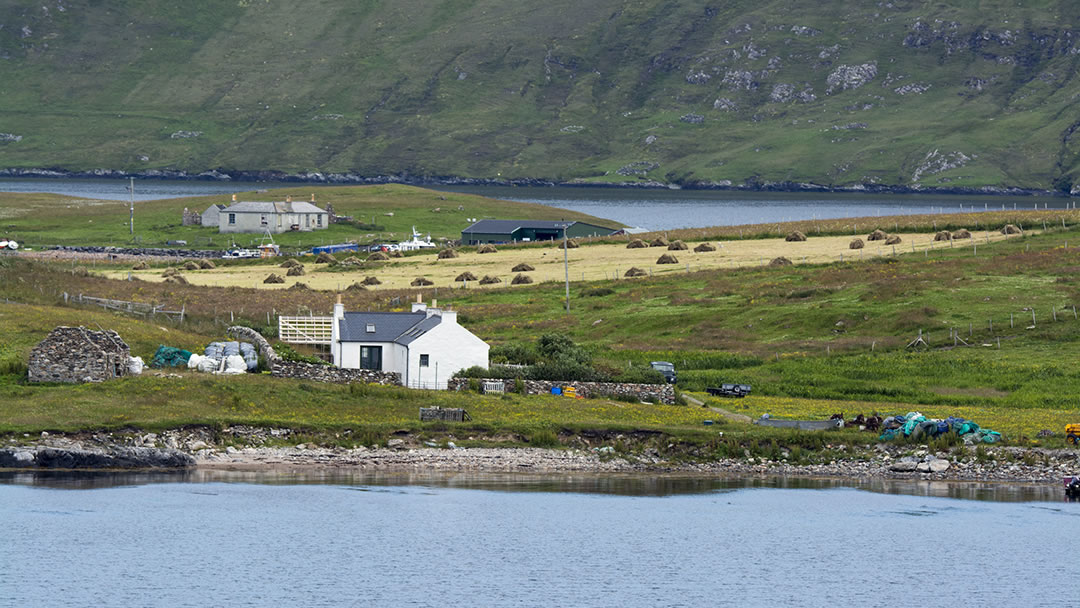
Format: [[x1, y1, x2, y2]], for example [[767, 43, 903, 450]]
[[28, 326, 131, 384], [181, 207, 202, 226], [217, 195, 329, 234]]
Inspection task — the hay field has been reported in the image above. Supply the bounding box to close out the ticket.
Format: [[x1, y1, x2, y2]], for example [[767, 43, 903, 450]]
[[105, 229, 1026, 291]]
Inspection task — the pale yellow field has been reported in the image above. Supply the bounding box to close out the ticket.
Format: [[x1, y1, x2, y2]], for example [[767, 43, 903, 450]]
[[105, 230, 1021, 291]]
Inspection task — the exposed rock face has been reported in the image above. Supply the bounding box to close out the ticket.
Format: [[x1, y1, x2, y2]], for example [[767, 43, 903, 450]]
[[713, 98, 737, 111], [826, 63, 878, 93], [616, 161, 659, 176], [28, 326, 130, 384], [912, 149, 972, 182], [448, 378, 675, 405], [680, 113, 704, 124], [0, 133, 22, 142], [894, 83, 931, 95], [721, 69, 759, 91], [0, 446, 194, 469]]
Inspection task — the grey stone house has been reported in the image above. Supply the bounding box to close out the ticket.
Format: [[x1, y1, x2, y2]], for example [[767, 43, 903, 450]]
[[201, 203, 227, 227], [218, 195, 329, 234], [28, 326, 131, 384]]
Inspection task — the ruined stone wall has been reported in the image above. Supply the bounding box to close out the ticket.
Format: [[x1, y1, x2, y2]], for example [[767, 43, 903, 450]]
[[28, 327, 130, 384], [447, 378, 675, 405], [227, 325, 400, 385], [181, 207, 202, 226]]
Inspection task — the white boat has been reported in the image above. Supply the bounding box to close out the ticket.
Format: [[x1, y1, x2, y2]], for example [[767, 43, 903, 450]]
[[397, 226, 437, 251], [222, 248, 260, 259]]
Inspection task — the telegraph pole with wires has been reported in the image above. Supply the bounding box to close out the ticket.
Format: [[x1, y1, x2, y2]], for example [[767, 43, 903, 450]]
[[128, 177, 135, 237], [563, 225, 570, 313]]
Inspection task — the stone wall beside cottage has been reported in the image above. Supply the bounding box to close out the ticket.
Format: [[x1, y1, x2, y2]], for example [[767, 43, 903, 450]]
[[227, 326, 400, 385], [447, 378, 676, 405]]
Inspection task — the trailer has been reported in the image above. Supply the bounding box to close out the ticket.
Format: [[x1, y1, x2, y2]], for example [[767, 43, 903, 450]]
[[706, 383, 752, 398], [311, 243, 359, 255]]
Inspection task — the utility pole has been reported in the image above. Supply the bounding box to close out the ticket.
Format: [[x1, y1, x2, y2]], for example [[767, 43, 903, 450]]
[[128, 177, 135, 236], [563, 226, 570, 313]]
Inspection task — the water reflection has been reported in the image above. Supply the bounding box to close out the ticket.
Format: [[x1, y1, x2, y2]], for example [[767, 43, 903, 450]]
[[0, 469, 1065, 502]]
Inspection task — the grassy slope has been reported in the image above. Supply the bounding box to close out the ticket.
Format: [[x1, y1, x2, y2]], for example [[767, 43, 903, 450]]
[[0, 184, 621, 248], [0, 1, 1078, 189], [3, 221, 1080, 441]]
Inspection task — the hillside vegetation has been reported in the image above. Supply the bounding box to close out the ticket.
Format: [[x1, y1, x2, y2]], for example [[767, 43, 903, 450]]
[[1, 1, 1078, 190]]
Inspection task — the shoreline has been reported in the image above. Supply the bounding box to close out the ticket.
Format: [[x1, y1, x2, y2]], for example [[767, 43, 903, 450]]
[[0, 167, 1069, 198], [3, 430, 1076, 486]]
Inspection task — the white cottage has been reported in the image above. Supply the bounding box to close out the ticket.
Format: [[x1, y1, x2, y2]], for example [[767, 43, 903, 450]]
[[331, 298, 488, 389]]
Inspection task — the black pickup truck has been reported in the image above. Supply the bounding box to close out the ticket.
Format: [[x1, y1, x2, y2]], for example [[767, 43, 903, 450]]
[[706, 383, 752, 398]]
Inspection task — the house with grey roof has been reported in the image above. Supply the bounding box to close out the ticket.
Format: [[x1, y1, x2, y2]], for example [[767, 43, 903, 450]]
[[330, 297, 488, 390], [461, 219, 617, 245], [218, 195, 329, 234]]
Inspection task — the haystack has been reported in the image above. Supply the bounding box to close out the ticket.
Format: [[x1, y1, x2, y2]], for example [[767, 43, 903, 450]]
[[511, 273, 533, 285], [769, 256, 793, 266], [625, 267, 648, 277], [785, 231, 807, 242], [182, 260, 200, 271], [1001, 224, 1021, 235], [437, 249, 459, 259], [951, 228, 972, 239], [560, 239, 579, 249], [315, 252, 336, 264], [164, 275, 188, 284], [288, 282, 310, 291], [885, 235, 902, 245], [198, 259, 216, 269], [132, 261, 150, 270], [161, 267, 180, 277], [455, 271, 479, 282], [867, 229, 887, 241], [849, 238, 865, 249], [512, 262, 535, 272], [650, 236, 670, 247], [479, 275, 502, 285], [367, 252, 390, 261], [280, 259, 302, 268], [656, 253, 679, 264], [411, 277, 434, 286], [389, 250, 403, 258], [693, 242, 717, 252], [667, 240, 688, 251], [341, 256, 363, 266], [626, 239, 647, 249], [263, 273, 285, 284], [477, 244, 498, 254], [934, 231, 952, 241], [345, 282, 367, 291], [361, 276, 381, 286], [286, 265, 305, 276]]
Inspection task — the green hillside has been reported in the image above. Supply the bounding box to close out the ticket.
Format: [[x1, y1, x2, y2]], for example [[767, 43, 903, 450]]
[[1, 1, 1078, 190]]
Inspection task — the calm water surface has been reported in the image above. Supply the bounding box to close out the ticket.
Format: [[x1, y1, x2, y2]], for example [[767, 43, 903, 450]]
[[1, 178, 1072, 231], [1, 471, 1074, 607]]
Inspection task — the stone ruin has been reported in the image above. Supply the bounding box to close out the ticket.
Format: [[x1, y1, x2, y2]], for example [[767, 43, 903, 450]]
[[181, 207, 202, 226], [28, 326, 131, 384]]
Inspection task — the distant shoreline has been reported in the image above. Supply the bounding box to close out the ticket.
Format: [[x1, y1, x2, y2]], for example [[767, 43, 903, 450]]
[[0, 167, 1069, 198]]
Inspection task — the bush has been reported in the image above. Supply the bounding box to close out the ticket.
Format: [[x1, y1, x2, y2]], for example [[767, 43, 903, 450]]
[[272, 342, 330, 365], [0, 357, 27, 377], [490, 343, 538, 365], [611, 366, 666, 384], [527, 429, 561, 448], [581, 287, 615, 297]]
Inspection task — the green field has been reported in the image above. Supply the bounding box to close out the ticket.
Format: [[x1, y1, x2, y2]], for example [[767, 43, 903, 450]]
[[1, 1, 1078, 190], [0, 184, 620, 249], [2, 219, 1080, 450]]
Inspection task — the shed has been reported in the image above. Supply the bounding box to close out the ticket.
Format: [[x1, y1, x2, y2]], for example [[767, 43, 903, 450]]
[[461, 220, 617, 245], [28, 326, 131, 384], [201, 203, 227, 227]]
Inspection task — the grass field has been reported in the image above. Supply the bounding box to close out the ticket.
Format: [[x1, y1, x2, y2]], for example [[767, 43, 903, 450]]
[[4, 214, 1080, 448], [0, 184, 622, 249], [103, 228, 1031, 291]]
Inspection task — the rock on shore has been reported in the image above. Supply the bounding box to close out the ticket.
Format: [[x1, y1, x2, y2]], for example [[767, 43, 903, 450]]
[[0, 446, 194, 469]]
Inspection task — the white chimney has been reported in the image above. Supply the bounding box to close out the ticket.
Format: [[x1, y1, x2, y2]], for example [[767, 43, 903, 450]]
[[440, 309, 457, 324], [333, 294, 344, 320]]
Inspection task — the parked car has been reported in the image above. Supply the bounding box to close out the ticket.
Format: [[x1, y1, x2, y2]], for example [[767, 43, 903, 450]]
[[650, 361, 677, 384]]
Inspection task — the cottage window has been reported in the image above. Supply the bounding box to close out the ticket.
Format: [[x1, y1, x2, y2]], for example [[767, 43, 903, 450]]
[[228, 213, 236, 225], [419, 354, 429, 367], [360, 346, 382, 371], [316, 214, 322, 227]]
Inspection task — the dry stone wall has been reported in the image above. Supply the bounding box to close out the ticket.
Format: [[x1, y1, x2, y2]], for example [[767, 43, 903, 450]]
[[226, 326, 400, 385], [448, 378, 675, 405]]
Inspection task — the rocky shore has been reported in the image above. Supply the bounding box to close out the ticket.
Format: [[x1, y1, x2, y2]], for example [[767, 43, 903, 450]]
[[2, 428, 1077, 485], [0, 167, 1064, 198]]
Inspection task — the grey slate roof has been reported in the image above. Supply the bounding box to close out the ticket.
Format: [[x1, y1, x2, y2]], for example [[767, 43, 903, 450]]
[[462, 220, 577, 235], [222, 201, 327, 214], [338, 311, 441, 344]]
